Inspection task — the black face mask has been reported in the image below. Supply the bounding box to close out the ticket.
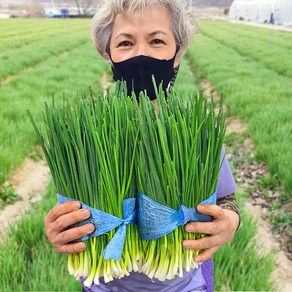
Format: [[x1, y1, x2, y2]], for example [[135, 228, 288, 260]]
[[111, 54, 178, 101]]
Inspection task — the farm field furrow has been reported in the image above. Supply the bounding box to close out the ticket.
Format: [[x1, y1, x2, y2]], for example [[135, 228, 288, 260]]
[[0, 182, 82, 291], [0, 23, 89, 51], [0, 28, 91, 80], [0, 19, 77, 38], [0, 20, 90, 52], [198, 21, 292, 78], [204, 20, 292, 50], [0, 37, 109, 186], [187, 31, 292, 195]]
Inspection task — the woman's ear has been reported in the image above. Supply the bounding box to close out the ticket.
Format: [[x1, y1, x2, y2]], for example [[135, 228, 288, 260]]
[[174, 45, 181, 68], [174, 56, 180, 68]]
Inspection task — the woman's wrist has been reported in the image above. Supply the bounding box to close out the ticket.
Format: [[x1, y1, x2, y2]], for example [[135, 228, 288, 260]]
[[222, 208, 240, 233], [217, 194, 241, 231]]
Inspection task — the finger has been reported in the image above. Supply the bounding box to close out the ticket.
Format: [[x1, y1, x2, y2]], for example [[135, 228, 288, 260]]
[[195, 246, 220, 263], [185, 222, 219, 235], [46, 201, 81, 223], [183, 235, 218, 251], [197, 204, 224, 219], [53, 223, 95, 247], [51, 208, 91, 233], [55, 242, 87, 254]]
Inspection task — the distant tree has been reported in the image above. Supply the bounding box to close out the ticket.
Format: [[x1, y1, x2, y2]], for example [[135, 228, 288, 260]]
[[11, 0, 44, 18], [73, 0, 99, 16], [28, 0, 44, 17]]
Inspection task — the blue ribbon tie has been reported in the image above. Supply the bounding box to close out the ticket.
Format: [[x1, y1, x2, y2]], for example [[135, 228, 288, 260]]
[[137, 192, 217, 240], [57, 194, 137, 261]]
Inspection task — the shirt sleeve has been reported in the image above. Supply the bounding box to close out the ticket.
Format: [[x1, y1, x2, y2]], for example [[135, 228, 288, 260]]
[[216, 146, 237, 199]]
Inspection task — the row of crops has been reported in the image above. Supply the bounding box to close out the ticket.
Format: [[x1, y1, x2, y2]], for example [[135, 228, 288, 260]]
[[0, 19, 109, 187], [0, 18, 290, 290], [188, 20, 292, 197]]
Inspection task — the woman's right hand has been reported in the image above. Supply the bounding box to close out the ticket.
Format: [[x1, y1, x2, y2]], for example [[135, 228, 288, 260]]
[[44, 201, 95, 254]]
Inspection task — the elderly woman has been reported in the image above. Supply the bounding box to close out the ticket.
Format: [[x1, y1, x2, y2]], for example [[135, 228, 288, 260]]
[[44, 0, 240, 291]]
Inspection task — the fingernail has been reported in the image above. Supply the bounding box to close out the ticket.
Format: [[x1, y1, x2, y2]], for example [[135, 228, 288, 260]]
[[183, 241, 191, 248], [79, 243, 86, 251], [185, 225, 191, 232], [73, 202, 81, 209], [195, 256, 203, 263], [197, 204, 204, 211], [86, 224, 95, 233], [81, 209, 90, 218]]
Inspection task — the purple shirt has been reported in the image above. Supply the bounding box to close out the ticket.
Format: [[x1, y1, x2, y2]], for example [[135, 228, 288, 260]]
[[82, 147, 236, 292]]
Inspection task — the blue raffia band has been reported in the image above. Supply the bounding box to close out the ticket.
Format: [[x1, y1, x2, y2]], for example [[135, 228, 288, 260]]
[[137, 192, 217, 240], [57, 194, 137, 261], [57, 191, 216, 259]]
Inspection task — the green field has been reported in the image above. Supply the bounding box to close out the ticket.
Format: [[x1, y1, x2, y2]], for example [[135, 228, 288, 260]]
[[1, 18, 290, 290], [188, 20, 292, 197], [0, 19, 109, 186]]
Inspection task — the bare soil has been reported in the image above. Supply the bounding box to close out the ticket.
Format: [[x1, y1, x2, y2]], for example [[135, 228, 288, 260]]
[[0, 148, 50, 241]]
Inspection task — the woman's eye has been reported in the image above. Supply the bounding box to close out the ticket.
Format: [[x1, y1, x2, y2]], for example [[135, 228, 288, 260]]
[[118, 41, 132, 47], [151, 39, 165, 45]]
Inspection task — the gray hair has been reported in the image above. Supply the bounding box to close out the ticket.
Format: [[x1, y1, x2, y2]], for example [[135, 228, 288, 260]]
[[90, 0, 197, 61]]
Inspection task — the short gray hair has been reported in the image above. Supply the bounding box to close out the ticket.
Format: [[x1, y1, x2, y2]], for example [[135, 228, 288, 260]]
[[90, 0, 197, 61]]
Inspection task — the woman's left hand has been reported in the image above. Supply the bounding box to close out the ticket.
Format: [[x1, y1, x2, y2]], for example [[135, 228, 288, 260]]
[[183, 204, 239, 262]]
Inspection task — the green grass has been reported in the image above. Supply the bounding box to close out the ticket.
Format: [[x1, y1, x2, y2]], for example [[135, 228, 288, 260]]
[[0, 20, 91, 79], [198, 20, 292, 78], [186, 26, 292, 196], [174, 56, 199, 96], [0, 184, 21, 209], [0, 182, 81, 291], [0, 19, 110, 186], [214, 195, 276, 291]]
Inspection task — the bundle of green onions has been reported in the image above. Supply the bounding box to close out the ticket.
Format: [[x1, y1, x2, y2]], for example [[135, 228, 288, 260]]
[[29, 82, 225, 285], [136, 85, 225, 281], [28, 84, 141, 286]]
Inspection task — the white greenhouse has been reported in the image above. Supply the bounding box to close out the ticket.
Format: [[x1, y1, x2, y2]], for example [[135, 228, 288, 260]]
[[229, 0, 292, 25]]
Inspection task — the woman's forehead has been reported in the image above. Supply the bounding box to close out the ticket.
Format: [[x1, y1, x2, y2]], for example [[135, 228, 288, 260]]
[[112, 5, 173, 36]]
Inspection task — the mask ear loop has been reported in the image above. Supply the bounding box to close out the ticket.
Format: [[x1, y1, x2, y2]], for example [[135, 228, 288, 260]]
[[106, 48, 113, 62]]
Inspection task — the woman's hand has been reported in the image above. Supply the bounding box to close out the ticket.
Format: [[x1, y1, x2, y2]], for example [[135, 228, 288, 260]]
[[183, 204, 239, 262], [44, 201, 95, 254]]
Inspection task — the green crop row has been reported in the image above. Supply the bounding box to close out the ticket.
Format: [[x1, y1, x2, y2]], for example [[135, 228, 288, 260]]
[[0, 182, 81, 291], [0, 21, 91, 80], [0, 21, 88, 51], [201, 20, 292, 50], [174, 57, 199, 97], [187, 28, 292, 196], [0, 38, 109, 186], [0, 18, 77, 39], [198, 21, 292, 78], [0, 25, 84, 51]]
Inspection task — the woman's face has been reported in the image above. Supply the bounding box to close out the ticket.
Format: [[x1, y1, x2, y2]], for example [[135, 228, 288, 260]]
[[109, 5, 179, 67]]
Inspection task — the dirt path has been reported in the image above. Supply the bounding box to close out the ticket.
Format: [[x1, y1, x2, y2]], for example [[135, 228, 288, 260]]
[[0, 153, 50, 241], [245, 201, 292, 292], [202, 79, 292, 292]]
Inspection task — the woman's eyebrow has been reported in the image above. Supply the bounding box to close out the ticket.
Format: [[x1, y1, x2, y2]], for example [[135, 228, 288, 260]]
[[149, 30, 168, 36], [114, 30, 167, 40], [115, 33, 133, 40]]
